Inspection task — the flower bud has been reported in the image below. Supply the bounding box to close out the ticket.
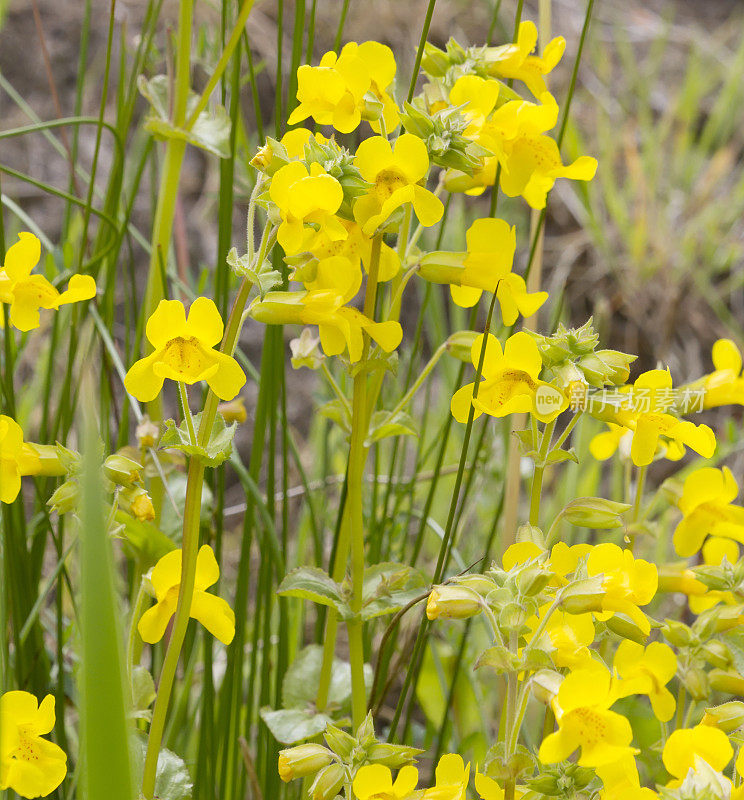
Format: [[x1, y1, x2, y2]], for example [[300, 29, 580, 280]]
[[456, 575, 498, 595], [661, 619, 695, 647], [701, 641, 731, 670], [515, 563, 553, 597], [120, 486, 155, 522], [578, 350, 635, 387], [218, 397, 247, 424], [426, 585, 482, 620], [278, 744, 334, 783], [685, 667, 710, 701], [249, 292, 305, 326], [323, 725, 356, 760], [709, 669, 744, 697], [47, 480, 80, 515], [560, 497, 630, 530], [365, 743, 422, 769], [446, 330, 479, 362], [605, 612, 649, 644], [702, 701, 744, 733], [104, 454, 143, 486], [558, 577, 605, 614], [311, 763, 346, 800]]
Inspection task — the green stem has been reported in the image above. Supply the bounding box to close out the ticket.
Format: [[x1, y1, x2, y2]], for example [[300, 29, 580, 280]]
[[316, 235, 383, 725], [178, 382, 197, 446], [629, 464, 647, 551], [528, 420, 555, 527]]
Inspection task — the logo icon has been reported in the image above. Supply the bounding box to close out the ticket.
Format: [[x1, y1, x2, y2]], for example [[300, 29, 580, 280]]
[[534, 384, 564, 415]]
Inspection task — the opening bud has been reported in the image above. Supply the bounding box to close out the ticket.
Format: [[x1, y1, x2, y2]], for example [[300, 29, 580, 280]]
[[278, 744, 334, 783], [426, 585, 482, 621]]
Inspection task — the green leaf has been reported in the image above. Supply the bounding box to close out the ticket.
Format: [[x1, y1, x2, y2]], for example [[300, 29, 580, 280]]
[[131, 666, 156, 722], [475, 646, 522, 674], [138, 75, 231, 158], [159, 413, 237, 468], [281, 645, 373, 714], [130, 732, 193, 800], [546, 446, 579, 465], [319, 399, 352, 435], [359, 562, 427, 620], [259, 708, 335, 745], [364, 411, 418, 446], [277, 568, 351, 617]]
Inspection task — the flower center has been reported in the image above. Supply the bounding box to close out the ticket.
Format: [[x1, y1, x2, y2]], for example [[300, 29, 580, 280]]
[[161, 336, 210, 376], [374, 169, 408, 202], [11, 726, 40, 763]]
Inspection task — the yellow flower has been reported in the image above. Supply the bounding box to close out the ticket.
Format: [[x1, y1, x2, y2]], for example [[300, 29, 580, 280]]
[[586, 543, 657, 635], [269, 161, 347, 255], [280, 128, 328, 159], [527, 606, 595, 669], [138, 544, 235, 645], [423, 753, 470, 800], [673, 467, 744, 557], [124, 298, 245, 403], [614, 370, 717, 467], [352, 764, 419, 800], [485, 21, 566, 97], [353, 134, 444, 235], [450, 332, 567, 424], [589, 421, 685, 463], [0, 232, 96, 332], [597, 756, 658, 800], [470, 91, 597, 209], [288, 46, 369, 133], [288, 42, 398, 134], [662, 725, 732, 786], [249, 257, 402, 363], [351, 41, 400, 134], [309, 218, 400, 282], [421, 217, 547, 323], [0, 416, 41, 504], [539, 663, 636, 767], [449, 75, 501, 140], [0, 691, 67, 799], [474, 770, 527, 800], [503, 541, 591, 585], [613, 640, 677, 722], [696, 339, 744, 408]]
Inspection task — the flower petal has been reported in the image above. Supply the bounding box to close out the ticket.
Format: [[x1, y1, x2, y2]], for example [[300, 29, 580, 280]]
[[146, 299, 188, 350], [185, 297, 224, 347], [3, 232, 40, 281], [190, 590, 235, 644]]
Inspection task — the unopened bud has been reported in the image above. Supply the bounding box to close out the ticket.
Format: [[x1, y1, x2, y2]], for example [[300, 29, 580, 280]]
[[662, 619, 695, 648], [47, 480, 80, 515], [446, 330, 478, 362], [702, 701, 744, 733], [709, 669, 744, 697], [516, 563, 553, 597], [218, 397, 247, 424], [121, 486, 155, 522], [605, 612, 649, 644], [685, 667, 710, 701], [311, 763, 346, 800], [323, 725, 355, 760], [278, 744, 334, 783], [365, 743, 422, 769], [104, 454, 143, 486], [560, 497, 630, 530], [701, 641, 731, 670], [426, 585, 482, 620], [559, 577, 605, 614]]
